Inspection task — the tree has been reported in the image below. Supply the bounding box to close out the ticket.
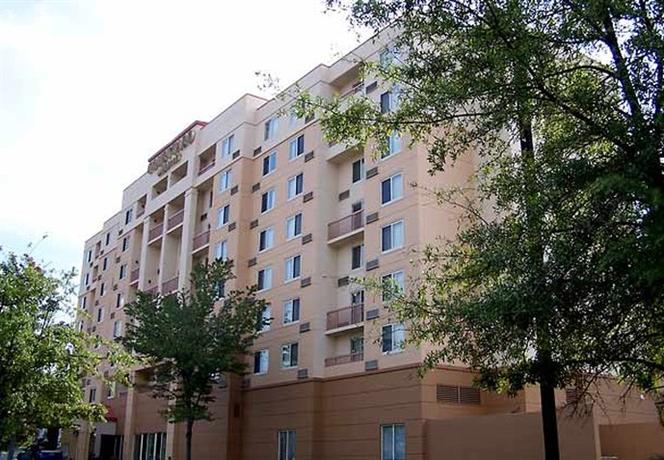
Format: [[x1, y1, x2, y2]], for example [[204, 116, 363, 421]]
[[123, 260, 267, 460], [0, 249, 130, 459], [288, 1, 664, 458]]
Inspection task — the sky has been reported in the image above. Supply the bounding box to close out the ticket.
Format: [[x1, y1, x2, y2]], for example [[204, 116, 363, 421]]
[[0, 0, 367, 274]]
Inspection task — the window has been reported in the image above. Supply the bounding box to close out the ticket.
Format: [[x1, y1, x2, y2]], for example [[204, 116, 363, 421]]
[[351, 244, 364, 270], [85, 273, 90, 285], [380, 87, 400, 114], [284, 255, 301, 281], [219, 170, 232, 192], [100, 282, 106, 296], [221, 134, 235, 159], [351, 290, 365, 305], [278, 430, 296, 460], [105, 233, 110, 246], [89, 387, 97, 403], [259, 227, 274, 252], [381, 173, 403, 205], [381, 424, 405, 460], [286, 213, 302, 239], [261, 188, 276, 213], [103, 257, 108, 271], [287, 173, 303, 200], [257, 267, 272, 291], [122, 237, 129, 252], [382, 324, 405, 353], [97, 308, 104, 323], [116, 292, 124, 308], [217, 205, 230, 227], [350, 336, 364, 354], [215, 281, 225, 298], [281, 343, 299, 368], [119, 264, 127, 280], [381, 131, 402, 159], [254, 350, 269, 374], [81, 296, 87, 309], [379, 45, 400, 68], [113, 320, 123, 338], [283, 298, 300, 324], [215, 240, 228, 261], [87, 250, 93, 263], [262, 151, 277, 176], [382, 271, 405, 301], [352, 158, 365, 183], [288, 135, 305, 160], [125, 209, 133, 225], [264, 117, 278, 141], [259, 305, 271, 332], [289, 109, 299, 127], [106, 381, 116, 399], [134, 432, 167, 460], [381, 220, 404, 252]]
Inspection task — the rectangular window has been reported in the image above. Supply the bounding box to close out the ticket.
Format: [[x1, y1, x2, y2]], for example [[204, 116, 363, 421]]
[[215, 240, 228, 261], [351, 289, 365, 305], [89, 387, 97, 403], [383, 131, 402, 157], [125, 209, 133, 225], [122, 237, 129, 252], [381, 220, 404, 252], [382, 324, 405, 353], [218, 205, 230, 227], [100, 282, 106, 296], [219, 170, 232, 191], [262, 151, 277, 176], [288, 134, 305, 160], [352, 158, 365, 183], [278, 430, 296, 460], [259, 227, 275, 252], [85, 273, 90, 285], [113, 320, 123, 338], [87, 250, 92, 263], [105, 233, 110, 246], [281, 343, 299, 368], [259, 305, 271, 332], [119, 264, 127, 280], [381, 424, 406, 460], [287, 173, 304, 200], [382, 271, 405, 301], [380, 91, 392, 114], [286, 213, 302, 239], [106, 381, 116, 399], [103, 257, 108, 271], [254, 350, 269, 374], [283, 298, 300, 324], [116, 293, 124, 308], [261, 188, 276, 213], [381, 173, 403, 205], [351, 244, 364, 270], [350, 336, 364, 354], [264, 117, 278, 141], [221, 134, 235, 158], [134, 433, 167, 460], [284, 255, 301, 281], [97, 308, 104, 323], [81, 296, 87, 309], [257, 267, 272, 291]]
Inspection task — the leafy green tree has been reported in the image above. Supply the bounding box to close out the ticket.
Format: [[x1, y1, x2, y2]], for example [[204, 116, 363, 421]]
[[123, 260, 267, 460], [288, 1, 664, 458], [0, 249, 130, 459]]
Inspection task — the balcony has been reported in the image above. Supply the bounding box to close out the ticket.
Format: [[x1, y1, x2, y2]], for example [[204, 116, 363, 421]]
[[198, 160, 215, 176], [325, 352, 364, 367], [136, 208, 145, 218], [148, 222, 164, 242], [328, 210, 363, 244], [167, 209, 184, 232], [130, 268, 140, 285], [327, 140, 361, 162], [326, 304, 364, 335], [161, 276, 179, 294], [144, 285, 158, 295], [192, 230, 210, 253]]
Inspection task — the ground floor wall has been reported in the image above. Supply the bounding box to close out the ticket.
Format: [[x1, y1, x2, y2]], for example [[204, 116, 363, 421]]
[[600, 423, 664, 460]]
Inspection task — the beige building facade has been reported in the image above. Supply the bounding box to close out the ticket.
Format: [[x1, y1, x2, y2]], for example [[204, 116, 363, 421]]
[[68, 32, 662, 460]]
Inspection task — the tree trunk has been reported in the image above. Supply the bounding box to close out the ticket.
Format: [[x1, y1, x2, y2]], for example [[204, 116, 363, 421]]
[[7, 436, 16, 460], [540, 381, 560, 460], [185, 418, 194, 460]]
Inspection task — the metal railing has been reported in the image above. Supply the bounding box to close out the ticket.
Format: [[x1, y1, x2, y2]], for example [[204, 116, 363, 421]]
[[161, 276, 179, 294], [198, 160, 215, 176], [325, 352, 364, 367], [130, 268, 140, 284], [148, 222, 163, 241], [167, 209, 184, 230], [192, 230, 210, 251], [327, 210, 364, 241], [326, 304, 364, 330]]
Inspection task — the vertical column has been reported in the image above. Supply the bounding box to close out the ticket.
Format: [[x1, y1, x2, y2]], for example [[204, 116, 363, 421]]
[[178, 188, 198, 290], [137, 221, 150, 291], [122, 385, 136, 460]]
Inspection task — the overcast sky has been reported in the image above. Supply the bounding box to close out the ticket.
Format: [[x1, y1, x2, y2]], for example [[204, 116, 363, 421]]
[[0, 0, 367, 274]]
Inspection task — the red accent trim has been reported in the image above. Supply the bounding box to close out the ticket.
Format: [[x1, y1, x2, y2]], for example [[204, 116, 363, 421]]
[[147, 120, 208, 162], [103, 403, 118, 422]]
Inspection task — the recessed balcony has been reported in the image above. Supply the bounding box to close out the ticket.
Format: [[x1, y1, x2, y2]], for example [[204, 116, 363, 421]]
[[328, 210, 364, 245], [198, 160, 215, 176], [167, 209, 185, 232], [148, 222, 164, 243], [144, 285, 158, 295], [325, 351, 364, 367], [192, 230, 210, 254], [129, 268, 140, 285], [161, 276, 179, 294], [326, 304, 364, 335]]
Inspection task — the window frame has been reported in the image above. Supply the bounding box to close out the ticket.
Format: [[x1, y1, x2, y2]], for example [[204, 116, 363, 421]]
[[381, 423, 406, 460], [261, 188, 276, 214], [257, 266, 273, 292], [281, 342, 299, 369], [283, 298, 300, 324], [219, 169, 233, 192], [381, 220, 405, 253], [253, 349, 269, 375], [381, 173, 404, 206], [381, 323, 406, 354], [284, 255, 301, 282], [217, 204, 231, 228], [286, 213, 303, 240], [287, 173, 304, 200], [262, 151, 277, 176], [258, 227, 275, 253]]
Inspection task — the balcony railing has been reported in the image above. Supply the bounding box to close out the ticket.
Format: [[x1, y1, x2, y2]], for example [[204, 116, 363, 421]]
[[167, 209, 184, 231], [136, 208, 145, 218], [327, 304, 364, 331], [130, 268, 140, 284], [162, 276, 179, 294], [328, 210, 364, 241], [193, 230, 210, 251], [325, 352, 364, 367], [145, 285, 158, 295], [148, 222, 164, 241], [198, 160, 215, 176]]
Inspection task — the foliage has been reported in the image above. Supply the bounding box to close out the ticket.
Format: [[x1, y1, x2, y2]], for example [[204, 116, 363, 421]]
[[0, 249, 131, 450], [123, 259, 267, 460]]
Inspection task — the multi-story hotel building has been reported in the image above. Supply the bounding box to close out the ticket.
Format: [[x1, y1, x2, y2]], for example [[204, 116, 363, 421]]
[[68, 32, 662, 460]]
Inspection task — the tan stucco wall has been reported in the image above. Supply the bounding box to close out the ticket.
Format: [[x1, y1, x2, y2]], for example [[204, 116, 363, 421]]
[[600, 423, 664, 460]]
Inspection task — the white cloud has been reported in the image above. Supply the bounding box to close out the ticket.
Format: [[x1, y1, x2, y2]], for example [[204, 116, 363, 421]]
[[0, 0, 366, 271]]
